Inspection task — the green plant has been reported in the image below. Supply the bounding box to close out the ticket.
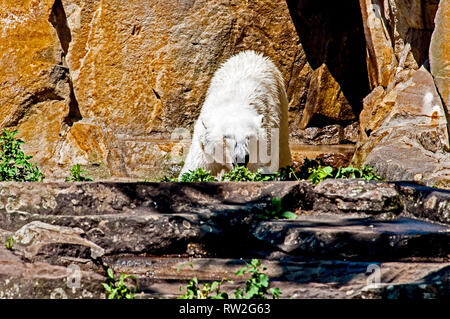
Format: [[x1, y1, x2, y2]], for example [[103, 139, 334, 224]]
[[4, 237, 15, 250], [278, 165, 300, 181], [65, 164, 93, 182], [308, 165, 334, 185], [178, 259, 281, 299], [179, 277, 231, 299], [102, 268, 137, 299], [180, 168, 217, 182], [221, 166, 272, 181], [234, 259, 281, 299], [335, 165, 382, 181], [0, 129, 44, 182], [160, 175, 178, 182], [280, 158, 383, 184], [177, 261, 231, 299], [258, 197, 297, 220]]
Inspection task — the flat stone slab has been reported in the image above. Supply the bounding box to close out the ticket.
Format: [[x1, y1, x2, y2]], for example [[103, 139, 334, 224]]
[[0, 180, 449, 298], [252, 214, 450, 260], [0, 246, 104, 299], [0, 181, 449, 259], [105, 256, 450, 299], [313, 179, 402, 214], [395, 182, 450, 224]]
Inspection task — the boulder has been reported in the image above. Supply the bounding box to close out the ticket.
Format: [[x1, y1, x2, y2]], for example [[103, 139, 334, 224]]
[[429, 0, 450, 109], [12, 221, 104, 263], [0, 246, 104, 299], [354, 0, 450, 188], [0, 0, 73, 179], [0, 181, 449, 298], [108, 256, 450, 299], [354, 67, 450, 188], [313, 179, 402, 215]]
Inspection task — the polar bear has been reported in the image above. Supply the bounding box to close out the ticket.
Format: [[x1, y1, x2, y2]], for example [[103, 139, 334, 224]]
[[179, 50, 292, 179]]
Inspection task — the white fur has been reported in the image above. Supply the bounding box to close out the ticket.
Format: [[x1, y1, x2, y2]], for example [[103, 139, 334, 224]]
[[179, 50, 292, 179]]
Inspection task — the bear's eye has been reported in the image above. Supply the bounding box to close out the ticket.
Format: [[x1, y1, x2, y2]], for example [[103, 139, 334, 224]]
[[223, 135, 232, 140]]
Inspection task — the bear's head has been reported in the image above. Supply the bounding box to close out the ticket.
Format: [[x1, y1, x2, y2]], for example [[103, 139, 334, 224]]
[[199, 113, 264, 169]]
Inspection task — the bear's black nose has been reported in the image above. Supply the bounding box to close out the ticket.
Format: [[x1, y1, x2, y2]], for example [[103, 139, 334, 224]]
[[234, 153, 250, 168]]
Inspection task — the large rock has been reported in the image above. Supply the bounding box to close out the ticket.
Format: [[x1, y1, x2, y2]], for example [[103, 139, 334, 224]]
[[355, 0, 450, 188], [251, 214, 450, 260], [0, 181, 449, 298], [0, 180, 448, 258], [0, 0, 74, 179], [359, 0, 439, 89], [313, 179, 402, 215], [429, 0, 450, 109], [354, 66, 450, 187], [0, 246, 104, 299], [107, 256, 450, 299]]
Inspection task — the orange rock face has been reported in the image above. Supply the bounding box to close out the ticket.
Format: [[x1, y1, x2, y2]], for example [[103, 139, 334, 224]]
[[2, 0, 366, 180], [429, 0, 450, 109], [0, 0, 448, 183], [1, 0, 310, 180], [0, 0, 73, 178]]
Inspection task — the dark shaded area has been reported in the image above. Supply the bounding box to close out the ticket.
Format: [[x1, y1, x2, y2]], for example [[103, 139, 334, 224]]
[[65, 77, 83, 126], [251, 217, 450, 261], [49, 0, 82, 126], [48, 0, 72, 56], [407, 28, 434, 68], [286, 0, 370, 125]]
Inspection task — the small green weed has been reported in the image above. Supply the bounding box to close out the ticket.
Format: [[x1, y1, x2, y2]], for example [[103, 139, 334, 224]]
[[160, 176, 178, 182], [222, 166, 272, 181], [335, 165, 383, 181], [179, 168, 217, 182], [178, 262, 230, 299], [258, 197, 297, 220], [280, 158, 383, 184], [179, 277, 231, 299], [65, 164, 93, 182], [0, 129, 44, 182], [178, 259, 281, 299], [234, 259, 281, 299], [3, 237, 15, 250], [308, 165, 334, 185], [102, 268, 137, 299]]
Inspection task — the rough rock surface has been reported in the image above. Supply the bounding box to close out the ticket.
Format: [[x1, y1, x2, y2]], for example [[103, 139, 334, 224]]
[[109, 256, 450, 299], [1, 0, 364, 181], [0, 246, 104, 299], [0, 181, 449, 298], [354, 66, 450, 188], [0, 0, 380, 181], [429, 0, 450, 109], [354, 0, 450, 188]]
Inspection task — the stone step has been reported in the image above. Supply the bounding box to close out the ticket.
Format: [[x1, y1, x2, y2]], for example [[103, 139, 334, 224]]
[[105, 256, 450, 299], [251, 214, 450, 260], [4, 212, 449, 262], [1, 181, 449, 299]]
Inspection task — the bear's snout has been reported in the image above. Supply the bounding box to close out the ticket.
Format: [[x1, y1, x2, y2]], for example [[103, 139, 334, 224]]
[[234, 153, 250, 167]]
